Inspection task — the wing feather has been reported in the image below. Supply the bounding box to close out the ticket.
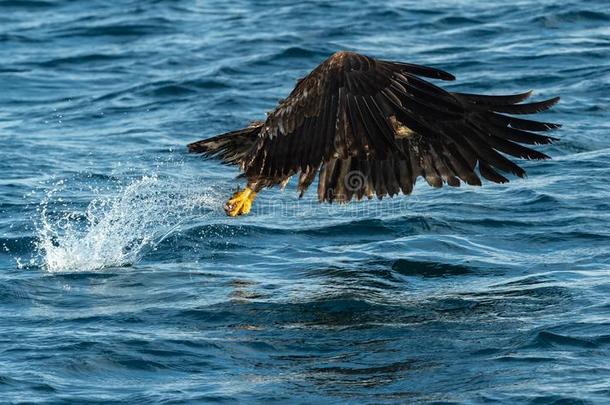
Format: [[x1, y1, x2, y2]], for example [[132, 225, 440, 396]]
[[454, 90, 533, 105], [228, 51, 560, 202]]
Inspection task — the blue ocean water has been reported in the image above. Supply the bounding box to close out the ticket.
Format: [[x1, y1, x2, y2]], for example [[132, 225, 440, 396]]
[[1, 0, 610, 403]]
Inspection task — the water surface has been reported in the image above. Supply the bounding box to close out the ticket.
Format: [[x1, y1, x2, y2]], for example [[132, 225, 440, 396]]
[[1, 0, 610, 403]]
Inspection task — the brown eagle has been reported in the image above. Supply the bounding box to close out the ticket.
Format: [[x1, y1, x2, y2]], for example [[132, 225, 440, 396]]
[[188, 51, 560, 216]]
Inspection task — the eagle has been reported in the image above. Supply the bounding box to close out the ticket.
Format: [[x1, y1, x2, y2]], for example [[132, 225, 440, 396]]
[[188, 51, 560, 216]]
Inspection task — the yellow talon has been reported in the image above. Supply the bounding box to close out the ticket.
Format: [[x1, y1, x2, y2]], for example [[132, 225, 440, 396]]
[[224, 187, 257, 217]]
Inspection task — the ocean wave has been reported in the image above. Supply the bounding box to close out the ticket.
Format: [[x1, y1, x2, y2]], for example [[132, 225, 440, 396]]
[[390, 259, 473, 277], [0, 0, 55, 8], [532, 10, 610, 26], [37, 53, 126, 68], [51, 19, 176, 38], [2, 0, 610, 402]]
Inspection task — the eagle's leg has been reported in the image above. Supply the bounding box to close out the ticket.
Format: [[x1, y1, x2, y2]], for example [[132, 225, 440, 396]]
[[224, 186, 257, 217]]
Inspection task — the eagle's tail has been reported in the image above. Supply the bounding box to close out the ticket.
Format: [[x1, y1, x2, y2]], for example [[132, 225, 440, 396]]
[[187, 121, 262, 165]]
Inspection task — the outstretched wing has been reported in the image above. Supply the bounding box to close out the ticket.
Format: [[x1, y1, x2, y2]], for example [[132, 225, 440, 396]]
[[242, 51, 560, 202]]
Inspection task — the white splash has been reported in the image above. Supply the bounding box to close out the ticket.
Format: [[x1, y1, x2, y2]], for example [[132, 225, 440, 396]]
[[35, 175, 220, 273]]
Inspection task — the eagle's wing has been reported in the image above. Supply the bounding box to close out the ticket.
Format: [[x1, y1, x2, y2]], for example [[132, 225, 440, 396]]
[[242, 51, 560, 202]]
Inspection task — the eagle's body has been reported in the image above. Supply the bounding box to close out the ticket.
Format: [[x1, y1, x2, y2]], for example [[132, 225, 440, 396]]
[[188, 51, 560, 216]]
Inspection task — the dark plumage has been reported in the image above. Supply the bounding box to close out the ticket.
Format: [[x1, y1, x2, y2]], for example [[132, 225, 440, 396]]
[[188, 51, 560, 216]]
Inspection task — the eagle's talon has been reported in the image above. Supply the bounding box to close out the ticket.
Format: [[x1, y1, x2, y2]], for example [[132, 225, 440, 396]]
[[224, 187, 256, 217]]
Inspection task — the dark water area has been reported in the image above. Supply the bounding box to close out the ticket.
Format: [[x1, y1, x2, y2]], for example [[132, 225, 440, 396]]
[[1, 0, 610, 403]]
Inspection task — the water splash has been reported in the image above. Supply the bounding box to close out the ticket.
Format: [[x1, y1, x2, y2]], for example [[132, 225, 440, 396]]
[[35, 175, 221, 273]]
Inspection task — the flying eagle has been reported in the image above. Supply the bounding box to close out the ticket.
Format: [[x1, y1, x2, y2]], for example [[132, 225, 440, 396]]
[[188, 51, 560, 216]]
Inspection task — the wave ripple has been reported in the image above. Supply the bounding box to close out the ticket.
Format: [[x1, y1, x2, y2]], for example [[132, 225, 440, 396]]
[[1, 0, 609, 403]]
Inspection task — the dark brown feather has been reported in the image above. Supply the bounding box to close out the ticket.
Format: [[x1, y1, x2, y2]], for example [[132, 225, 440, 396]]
[[188, 51, 560, 203]]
